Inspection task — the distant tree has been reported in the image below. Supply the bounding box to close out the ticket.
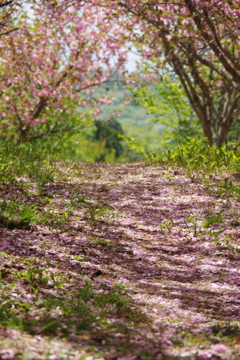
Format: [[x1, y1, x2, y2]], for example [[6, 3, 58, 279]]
[[94, 119, 124, 162]]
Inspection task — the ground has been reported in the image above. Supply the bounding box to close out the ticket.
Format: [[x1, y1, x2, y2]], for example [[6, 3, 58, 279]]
[[0, 162, 239, 359]]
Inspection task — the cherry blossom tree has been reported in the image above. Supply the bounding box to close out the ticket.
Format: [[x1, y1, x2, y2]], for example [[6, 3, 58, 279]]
[[0, 0, 128, 144], [1, 0, 239, 145], [0, 0, 21, 37], [107, 0, 240, 145]]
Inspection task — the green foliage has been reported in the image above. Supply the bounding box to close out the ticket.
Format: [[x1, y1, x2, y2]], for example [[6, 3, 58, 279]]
[[203, 210, 224, 228], [68, 195, 112, 224], [119, 135, 158, 161], [0, 94, 89, 145], [132, 76, 203, 145], [227, 119, 240, 145], [93, 77, 164, 157], [160, 138, 240, 174], [0, 142, 118, 231], [120, 136, 240, 202], [212, 323, 240, 337], [0, 142, 58, 230], [0, 141, 54, 187], [40, 207, 71, 229], [43, 121, 126, 163], [90, 237, 112, 247], [0, 200, 39, 230], [159, 217, 174, 234], [94, 119, 124, 162], [0, 271, 140, 337], [0, 137, 239, 358]]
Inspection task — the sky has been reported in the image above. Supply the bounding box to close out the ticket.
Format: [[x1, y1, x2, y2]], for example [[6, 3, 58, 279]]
[[126, 52, 140, 72]]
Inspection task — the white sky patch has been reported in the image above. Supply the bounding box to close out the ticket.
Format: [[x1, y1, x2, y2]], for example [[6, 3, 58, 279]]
[[126, 51, 141, 72]]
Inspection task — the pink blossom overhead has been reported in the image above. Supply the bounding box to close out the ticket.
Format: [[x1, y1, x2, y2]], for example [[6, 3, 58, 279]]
[[0, 0, 129, 143]]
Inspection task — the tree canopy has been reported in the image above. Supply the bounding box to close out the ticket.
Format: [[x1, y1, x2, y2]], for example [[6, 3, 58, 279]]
[[108, 0, 240, 145], [0, 0, 128, 143], [0, 0, 239, 145]]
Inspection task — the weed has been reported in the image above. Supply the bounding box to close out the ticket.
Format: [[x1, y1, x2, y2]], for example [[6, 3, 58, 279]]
[[68, 196, 90, 209], [202, 209, 224, 228], [210, 229, 226, 244], [14, 269, 65, 288], [86, 204, 106, 223], [234, 185, 240, 201], [0, 200, 39, 229], [28, 162, 54, 188], [159, 138, 240, 176], [184, 216, 202, 236], [91, 238, 112, 247], [216, 236, 240, 253], [211, 322, 240, 337], [67, 196, 107, 222], [99, 184, 108, 192], [74, 254, 88, 261], [40, 208, 71, 228], [0, 274, 143, 338], [230, 219, 240, 227], [0, 142, 55, 188], [159, 217, 174, 234]]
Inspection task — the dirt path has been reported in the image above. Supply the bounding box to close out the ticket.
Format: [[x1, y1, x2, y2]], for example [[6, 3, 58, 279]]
[[0, 162, 239, 359]]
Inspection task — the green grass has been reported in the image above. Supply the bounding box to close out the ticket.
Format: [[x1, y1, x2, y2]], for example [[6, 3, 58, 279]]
[[202, 209, 224, 228], [0, 201, 38, 230], [0, 264, 144, 338], [0, 142, 54, 186], [160, 138, 240, 175], [127, 137, 240, 202]]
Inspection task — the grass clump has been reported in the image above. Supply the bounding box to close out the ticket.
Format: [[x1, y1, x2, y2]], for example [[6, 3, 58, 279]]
[[0, 142, 56, 230], [211, 323, 240, 338], [0, 268, 143, 339], [0, 200, 39, 230], [0, 142, 54, 187], [160, 138, 240, 174], [129, 137, 240, 202]]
